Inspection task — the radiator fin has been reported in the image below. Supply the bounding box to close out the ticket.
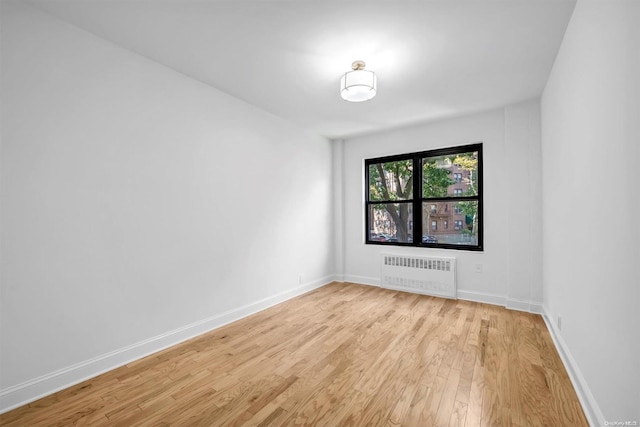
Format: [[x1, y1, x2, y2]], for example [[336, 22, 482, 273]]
[[381, 253, 456, 299]]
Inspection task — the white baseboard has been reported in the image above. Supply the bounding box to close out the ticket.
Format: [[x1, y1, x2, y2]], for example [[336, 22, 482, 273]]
[[0, 276, 333, 414], [505, 297, 544, 314], [0, 275, 561, 417], [333, 274, 345, 282], [528, 301, 544, 314], [456, 290, 506, 307], [343, 278, 544, 316], [541, 310, 604, 427], [343, 274, 379, 287]]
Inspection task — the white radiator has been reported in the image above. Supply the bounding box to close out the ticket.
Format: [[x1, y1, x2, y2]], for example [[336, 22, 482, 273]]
[[380, 253, 457, 299]]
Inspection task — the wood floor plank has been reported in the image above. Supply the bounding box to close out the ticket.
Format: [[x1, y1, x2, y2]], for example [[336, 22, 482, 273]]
[[434, 364, 461, 426], [450, 400, 469, 427], [417, 374, 448, 427], [465, 355, 486, 427], [0, 282, 587, 427]]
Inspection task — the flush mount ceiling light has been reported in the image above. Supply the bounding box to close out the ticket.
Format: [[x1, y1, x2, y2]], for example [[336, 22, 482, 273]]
[[340, 60, 377, 102]]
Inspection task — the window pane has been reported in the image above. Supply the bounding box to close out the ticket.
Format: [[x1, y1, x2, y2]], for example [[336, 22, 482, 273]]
[[422, 201, 479, 245], [368, 203, 413, 243], [365, 143, 482, 250], [422, 151, 479, 198], [368, 160, 413, 201]]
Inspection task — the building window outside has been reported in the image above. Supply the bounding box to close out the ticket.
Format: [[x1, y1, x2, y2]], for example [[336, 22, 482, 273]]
[[365, 143, 483, 251]]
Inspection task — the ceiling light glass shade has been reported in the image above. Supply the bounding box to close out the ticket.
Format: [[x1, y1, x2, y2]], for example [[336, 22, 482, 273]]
[[340, 69, 377, 102]]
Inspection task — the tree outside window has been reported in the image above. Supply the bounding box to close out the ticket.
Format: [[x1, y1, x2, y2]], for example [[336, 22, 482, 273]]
[[365, 143, 483, 250]]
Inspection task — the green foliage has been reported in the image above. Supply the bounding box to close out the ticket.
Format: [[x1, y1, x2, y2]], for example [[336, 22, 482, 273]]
[[452, 153, 477, 171], [456, 201, 478, 221], [368, 160, 413, 202], [452, 152, 479, 236], [368, 150, 480, 242], [422, 161, 454, 197], [453, 152, 478, 196], [368, 160, 413, 240]]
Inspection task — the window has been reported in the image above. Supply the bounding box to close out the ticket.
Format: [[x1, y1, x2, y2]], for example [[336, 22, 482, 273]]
[[365, 143, 483, 250]]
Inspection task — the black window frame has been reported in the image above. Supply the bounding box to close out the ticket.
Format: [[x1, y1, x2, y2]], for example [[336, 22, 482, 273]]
[[365, 142, 483, 251]]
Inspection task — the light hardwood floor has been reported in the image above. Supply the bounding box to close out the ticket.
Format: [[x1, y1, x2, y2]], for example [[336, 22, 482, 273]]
[[0, 282, 587, 426]]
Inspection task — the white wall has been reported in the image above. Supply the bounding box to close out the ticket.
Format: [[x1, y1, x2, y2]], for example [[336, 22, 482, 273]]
[[0, 1, 333, 411], [3, 0, 638, 422], [340, 100, 543, 311], [541, 0, 640, 424]]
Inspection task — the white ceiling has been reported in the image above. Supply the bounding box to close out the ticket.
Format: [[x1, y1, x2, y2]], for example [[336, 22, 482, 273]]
[[28, 0, 576, 139]]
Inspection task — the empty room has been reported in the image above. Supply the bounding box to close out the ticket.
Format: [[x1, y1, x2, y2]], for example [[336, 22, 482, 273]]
[[0, 0, 638, 426]]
